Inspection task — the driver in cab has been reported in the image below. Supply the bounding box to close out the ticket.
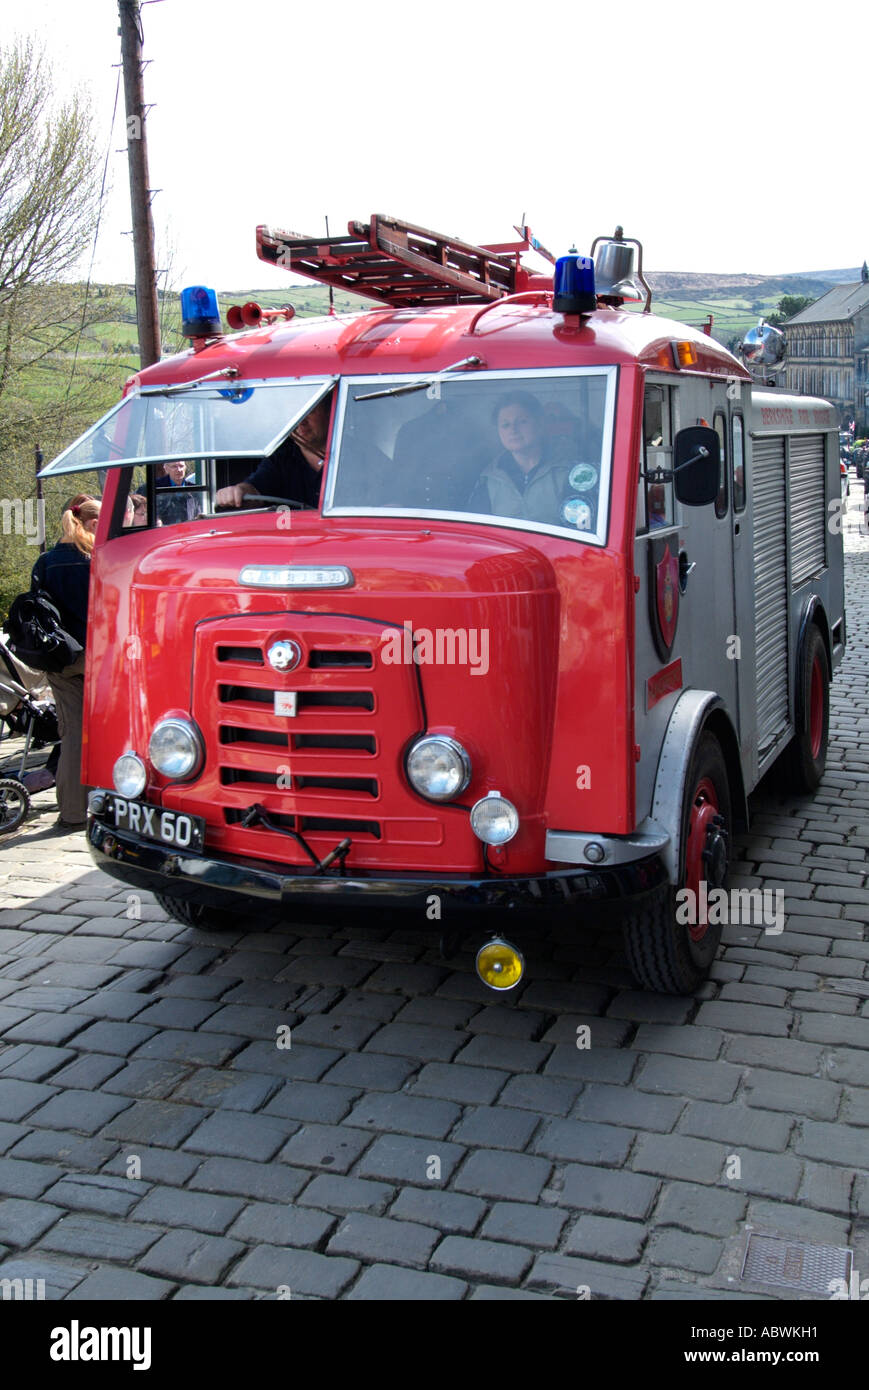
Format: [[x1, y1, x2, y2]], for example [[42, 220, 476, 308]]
[[215, 397, 331, 509]]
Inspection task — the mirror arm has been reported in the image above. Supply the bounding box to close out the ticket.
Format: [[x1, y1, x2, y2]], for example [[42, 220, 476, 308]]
[[673, 446, 710, 474], [644, 447, 711, 485]]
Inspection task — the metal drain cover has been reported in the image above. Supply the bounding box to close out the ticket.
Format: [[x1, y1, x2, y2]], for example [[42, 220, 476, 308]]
[[742, 1234, 852, 1294]]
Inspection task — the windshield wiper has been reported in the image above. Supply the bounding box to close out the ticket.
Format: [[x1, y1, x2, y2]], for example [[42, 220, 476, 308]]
[[354, 355, 482, 402], [139, 367, 240, 396]]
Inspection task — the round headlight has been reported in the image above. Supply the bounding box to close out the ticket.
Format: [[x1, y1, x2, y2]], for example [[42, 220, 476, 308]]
[[113, 752, 147, 798], [149, 718, 203, 779], [470, 790, 519, 845], [406, 735, 471, 802]]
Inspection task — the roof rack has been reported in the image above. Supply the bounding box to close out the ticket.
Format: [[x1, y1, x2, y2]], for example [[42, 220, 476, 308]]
[[256, 214, 552, 309]]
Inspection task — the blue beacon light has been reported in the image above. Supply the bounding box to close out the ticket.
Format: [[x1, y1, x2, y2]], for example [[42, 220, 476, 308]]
[[553, 255, 596, 315], [180, 285, 222, 339]]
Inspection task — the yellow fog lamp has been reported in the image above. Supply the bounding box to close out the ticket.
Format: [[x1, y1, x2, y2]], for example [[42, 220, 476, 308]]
[[476, 937, 525, 991]]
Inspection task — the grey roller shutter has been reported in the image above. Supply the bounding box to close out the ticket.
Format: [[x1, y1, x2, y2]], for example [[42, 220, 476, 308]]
[[752, 437, 789, 753], [789, 434, 826, 588]]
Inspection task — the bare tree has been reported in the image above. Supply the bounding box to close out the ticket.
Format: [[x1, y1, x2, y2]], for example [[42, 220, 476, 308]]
[[0, 38, 123, 435], [0, 39, 101, 303], [0, 38, 129, 612]]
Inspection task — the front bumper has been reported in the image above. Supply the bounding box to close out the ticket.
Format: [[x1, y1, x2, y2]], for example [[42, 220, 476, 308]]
[[87, 816, 668, 917]]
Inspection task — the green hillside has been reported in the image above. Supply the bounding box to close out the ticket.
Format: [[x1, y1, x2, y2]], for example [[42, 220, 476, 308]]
[[49, 269, 846, 368], [74, 283, 373, 361]]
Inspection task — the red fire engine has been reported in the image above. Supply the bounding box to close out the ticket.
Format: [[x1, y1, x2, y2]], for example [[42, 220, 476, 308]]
[[42, 216, 845, 994]]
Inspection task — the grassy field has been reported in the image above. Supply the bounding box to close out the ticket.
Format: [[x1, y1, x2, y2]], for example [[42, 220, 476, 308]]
[[72, 284, 375, 361], [627, 292, 785, 352]]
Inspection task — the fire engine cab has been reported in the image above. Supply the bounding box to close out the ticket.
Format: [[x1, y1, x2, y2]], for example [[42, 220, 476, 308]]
[[42, 216, 845, 994]]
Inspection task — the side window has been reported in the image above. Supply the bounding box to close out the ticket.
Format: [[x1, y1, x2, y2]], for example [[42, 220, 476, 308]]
[[635, 459, 648, 533], [732, 413, 746, 512], [152, 461, 207, 527], [643, 384, 674, 529], [713, 410, 728, 518]]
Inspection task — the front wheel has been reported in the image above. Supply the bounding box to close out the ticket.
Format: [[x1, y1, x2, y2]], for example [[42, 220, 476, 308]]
[[623, 732, 731, 995], [780, 623, 829, 794]]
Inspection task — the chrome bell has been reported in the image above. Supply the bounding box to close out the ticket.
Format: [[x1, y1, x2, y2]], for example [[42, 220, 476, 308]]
[[593, 238, 645, 302]]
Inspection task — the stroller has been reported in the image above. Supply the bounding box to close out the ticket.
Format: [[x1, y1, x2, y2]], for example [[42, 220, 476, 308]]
[[0, 641, 60, 834]]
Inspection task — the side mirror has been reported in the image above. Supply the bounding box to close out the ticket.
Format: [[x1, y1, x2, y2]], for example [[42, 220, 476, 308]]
[[673, 426, 720, 506]]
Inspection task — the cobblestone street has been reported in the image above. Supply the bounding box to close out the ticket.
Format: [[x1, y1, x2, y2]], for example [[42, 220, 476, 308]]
[[0, 487, 866, 1302]]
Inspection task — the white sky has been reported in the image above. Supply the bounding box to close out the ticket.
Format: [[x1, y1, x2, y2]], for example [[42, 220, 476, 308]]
[[5, 0, 867, 293]]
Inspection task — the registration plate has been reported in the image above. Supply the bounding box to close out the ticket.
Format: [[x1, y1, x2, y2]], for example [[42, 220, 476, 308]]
[[104, 794, 205, 851]]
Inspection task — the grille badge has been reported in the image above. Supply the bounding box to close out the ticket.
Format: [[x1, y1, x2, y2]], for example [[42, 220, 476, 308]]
[[267, 640, 302, 672]]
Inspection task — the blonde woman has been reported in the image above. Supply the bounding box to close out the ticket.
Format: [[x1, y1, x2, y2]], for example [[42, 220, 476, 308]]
[[30, 496, 101, 828]]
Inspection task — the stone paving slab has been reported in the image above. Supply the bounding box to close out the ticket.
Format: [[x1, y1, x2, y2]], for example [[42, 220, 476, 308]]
[[0, 488, 867, 1299]]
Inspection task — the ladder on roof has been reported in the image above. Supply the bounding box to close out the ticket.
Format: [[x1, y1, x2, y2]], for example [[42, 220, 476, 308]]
[[256, 214, 551, 309]]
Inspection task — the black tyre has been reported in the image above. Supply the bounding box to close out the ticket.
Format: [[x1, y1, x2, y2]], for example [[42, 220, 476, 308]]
[[781, 623, 829, 794], [154, 892, 244, 932], [623, 732, 731, 995], [0, 778, 31, 835]]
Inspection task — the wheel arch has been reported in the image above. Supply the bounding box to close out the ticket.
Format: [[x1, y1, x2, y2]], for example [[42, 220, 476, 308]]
[[649, 690, 746, 885], [795, 596, 831, 729], [702, 706, 748, 833]]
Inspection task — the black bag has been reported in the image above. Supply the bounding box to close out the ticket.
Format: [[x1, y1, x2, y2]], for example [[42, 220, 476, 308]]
[[3, 589, 83, 674]]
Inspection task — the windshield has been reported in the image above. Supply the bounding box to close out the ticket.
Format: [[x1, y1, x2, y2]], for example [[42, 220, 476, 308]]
[[325, 368, 616, 544], [38, 379, 334, 476]]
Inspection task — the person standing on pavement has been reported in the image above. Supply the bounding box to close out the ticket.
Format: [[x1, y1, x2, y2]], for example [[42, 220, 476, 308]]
[[30, 496, 101, 828]]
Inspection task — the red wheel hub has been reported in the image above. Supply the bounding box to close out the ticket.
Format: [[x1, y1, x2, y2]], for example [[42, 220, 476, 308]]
[[809, 653, 824, 760], [684, 776, 723, 943]]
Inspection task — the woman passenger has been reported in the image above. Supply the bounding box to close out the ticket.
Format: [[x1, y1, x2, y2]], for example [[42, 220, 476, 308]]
[[469, 392, 572, 526]]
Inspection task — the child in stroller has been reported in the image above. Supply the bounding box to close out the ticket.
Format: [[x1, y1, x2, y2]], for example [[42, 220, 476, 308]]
[[0, 640, 60, 834]]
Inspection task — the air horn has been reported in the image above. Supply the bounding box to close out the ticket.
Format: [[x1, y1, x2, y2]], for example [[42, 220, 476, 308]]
[[226, 302, 296, 330]]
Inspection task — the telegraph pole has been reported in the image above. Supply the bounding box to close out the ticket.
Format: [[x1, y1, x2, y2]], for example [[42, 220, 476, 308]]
[[118, 0, 161, 367], [34, 446, 46, 553]]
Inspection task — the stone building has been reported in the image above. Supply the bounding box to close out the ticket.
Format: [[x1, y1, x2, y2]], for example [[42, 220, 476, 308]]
[[783, 268, 869, 432]]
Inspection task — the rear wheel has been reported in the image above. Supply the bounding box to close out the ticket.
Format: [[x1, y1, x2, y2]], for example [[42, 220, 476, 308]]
[[623, 732, 731, 994], [0, 778, 31, 835], [781, 623, 829, 793], [154, 892, 245, 932]]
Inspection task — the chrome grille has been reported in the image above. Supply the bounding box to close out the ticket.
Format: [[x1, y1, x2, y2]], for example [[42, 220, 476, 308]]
[[189, 614, 441, 867], [217, 645, 263, 664]]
